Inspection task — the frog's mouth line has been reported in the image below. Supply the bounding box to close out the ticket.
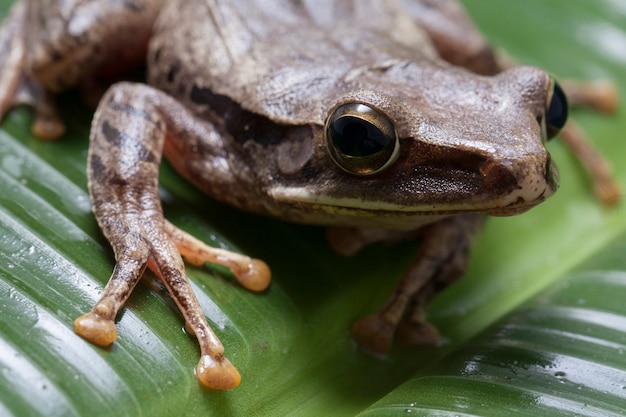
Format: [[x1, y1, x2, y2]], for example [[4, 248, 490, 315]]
[[269, 186, 543, 218]]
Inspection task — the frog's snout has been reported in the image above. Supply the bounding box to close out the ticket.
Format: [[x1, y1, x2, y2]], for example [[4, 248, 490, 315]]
[[484, 152, 559, 216]]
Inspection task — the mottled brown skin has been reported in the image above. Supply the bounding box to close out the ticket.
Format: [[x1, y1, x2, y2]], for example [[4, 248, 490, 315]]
[[0, 0, 618, 390]]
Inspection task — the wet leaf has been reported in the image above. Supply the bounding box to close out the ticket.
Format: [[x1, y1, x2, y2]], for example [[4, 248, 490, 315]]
[[0, 0, 624, 416]]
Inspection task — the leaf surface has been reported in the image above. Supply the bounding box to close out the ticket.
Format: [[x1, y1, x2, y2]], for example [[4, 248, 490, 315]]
[[0, 0, 624, 415]]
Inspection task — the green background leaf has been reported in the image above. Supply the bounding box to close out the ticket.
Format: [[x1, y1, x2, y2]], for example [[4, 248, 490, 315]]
[[0, 0, 624, 416]]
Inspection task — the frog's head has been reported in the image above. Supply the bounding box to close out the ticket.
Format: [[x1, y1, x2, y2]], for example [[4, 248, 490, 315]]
[[267, 64, 565, 228]]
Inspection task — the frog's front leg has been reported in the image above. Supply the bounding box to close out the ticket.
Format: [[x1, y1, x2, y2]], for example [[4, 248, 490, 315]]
[[342, 214, 484, 354], [76, 82, 270, 390]]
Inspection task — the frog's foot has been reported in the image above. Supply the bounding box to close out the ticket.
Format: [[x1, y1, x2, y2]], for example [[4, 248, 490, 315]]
[[396, 295, 441, 347], [351, 313, 397, 355], [164, 220, 271, 292], [17, 80, 66, 140], [396, 320, 441, 347], [350, 215, 484, 354], [352, 290, 441, 353], [0, 1, 65, 140]]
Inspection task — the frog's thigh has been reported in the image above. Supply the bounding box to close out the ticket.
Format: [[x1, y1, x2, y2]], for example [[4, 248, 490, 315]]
[[350, 214, 484, 354], [400, 0, 500, 75], [83, 82, 247, 389]]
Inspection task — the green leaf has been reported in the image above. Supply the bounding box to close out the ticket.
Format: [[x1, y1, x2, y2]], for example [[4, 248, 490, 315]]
[[0, 0, 625, 416], [359, 237, 626, 416]]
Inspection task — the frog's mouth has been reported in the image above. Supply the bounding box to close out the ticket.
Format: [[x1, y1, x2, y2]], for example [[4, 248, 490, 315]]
[[268, 179, 556, 228], [267, 139, 559, 227]]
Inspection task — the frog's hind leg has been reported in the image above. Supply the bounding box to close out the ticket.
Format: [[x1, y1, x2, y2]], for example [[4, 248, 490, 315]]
[[558, 81, 621, 205]]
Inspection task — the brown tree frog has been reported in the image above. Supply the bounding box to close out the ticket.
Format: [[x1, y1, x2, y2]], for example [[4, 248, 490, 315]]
[[0, 0, 618, 390]]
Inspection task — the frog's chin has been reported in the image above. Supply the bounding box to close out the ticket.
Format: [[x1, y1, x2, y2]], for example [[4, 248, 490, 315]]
[[483, 205, 537, 217]]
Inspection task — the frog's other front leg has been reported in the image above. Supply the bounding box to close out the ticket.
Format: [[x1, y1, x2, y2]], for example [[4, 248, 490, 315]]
[[0, 1, 63, 139], [76, 82, 269, 390], [348, 214, 484, 355], [0, 0, 162, 139]]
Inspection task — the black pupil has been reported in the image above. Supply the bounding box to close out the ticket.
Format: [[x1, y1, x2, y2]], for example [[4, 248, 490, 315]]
[[330, 117, 388, 157], [547, 81, 568, 134]]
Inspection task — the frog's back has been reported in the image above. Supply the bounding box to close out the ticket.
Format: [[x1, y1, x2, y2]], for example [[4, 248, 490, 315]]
[[148, 0, 439, 125]]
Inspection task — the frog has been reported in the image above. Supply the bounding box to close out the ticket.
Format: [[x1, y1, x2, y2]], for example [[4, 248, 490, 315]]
[[0, 0, 618, 390]]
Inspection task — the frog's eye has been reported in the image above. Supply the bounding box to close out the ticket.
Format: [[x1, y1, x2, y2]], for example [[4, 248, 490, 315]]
[[325, 103, 399, 175], [544, 79, 568, 140]]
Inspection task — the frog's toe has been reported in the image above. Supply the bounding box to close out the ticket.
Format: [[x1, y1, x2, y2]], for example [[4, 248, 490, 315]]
[[31, 110, 66, 140], [350, 314, 395, 356], [235, 258, 271, 292], [396, 320, 441, 347], [74, 312, 118, 347], [164, 220, 271, 292], [196, 354, 241, 390], [0, 73, 66, 140]]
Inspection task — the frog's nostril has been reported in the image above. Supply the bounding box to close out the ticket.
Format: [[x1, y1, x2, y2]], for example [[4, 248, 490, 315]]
[[479, 159, 513, 177], [479, 160, 496, 176], [477, 159, 518, 192]]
